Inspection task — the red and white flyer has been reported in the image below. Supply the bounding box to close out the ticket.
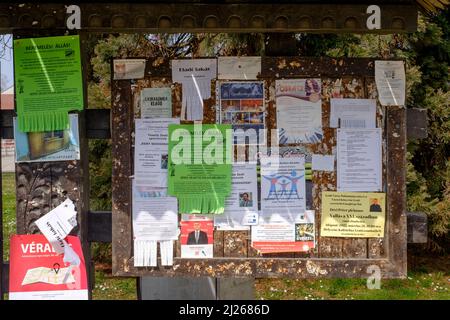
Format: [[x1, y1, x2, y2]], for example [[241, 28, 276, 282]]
[[180, 219, 214, 258], [9, 234, 88, 300]]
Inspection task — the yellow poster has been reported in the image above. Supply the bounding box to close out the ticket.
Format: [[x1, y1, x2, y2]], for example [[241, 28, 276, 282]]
[[321, 191, 386, 238]]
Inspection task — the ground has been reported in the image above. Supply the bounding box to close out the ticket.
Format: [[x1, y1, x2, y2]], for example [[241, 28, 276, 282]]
[[2, 172, 449, 300]]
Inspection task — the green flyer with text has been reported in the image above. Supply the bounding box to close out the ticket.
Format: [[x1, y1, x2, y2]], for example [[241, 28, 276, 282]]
[[14, 35, 83, 132], [168, 124, 232, 214]]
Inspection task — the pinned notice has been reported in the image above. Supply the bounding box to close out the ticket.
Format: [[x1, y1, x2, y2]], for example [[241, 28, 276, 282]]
[[218, 56, 261, 80], [321, 191, 386, 238], [375, 60, 406, 106], [113, 59, 146, 80]]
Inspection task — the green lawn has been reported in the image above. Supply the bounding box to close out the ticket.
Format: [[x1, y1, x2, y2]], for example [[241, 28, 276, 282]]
[[2, 173, 449, 300]]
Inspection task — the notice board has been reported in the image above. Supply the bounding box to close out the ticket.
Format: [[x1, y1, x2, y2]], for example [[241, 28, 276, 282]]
[[111, 57, 407, 279]]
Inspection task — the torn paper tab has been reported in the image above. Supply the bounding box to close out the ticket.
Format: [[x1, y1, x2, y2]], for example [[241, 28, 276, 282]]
[[160, 240, 174, 266], [134, 240, 157, 267], [113, 59, 146, 80], [171, 59, 217, 121], [218, 56, 261, 80], [34, 199, 77, 255]]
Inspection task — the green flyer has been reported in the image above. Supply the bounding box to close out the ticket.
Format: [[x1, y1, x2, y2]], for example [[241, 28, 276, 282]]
[[168, 124, 232, 214], [14, 35, 83, 132]]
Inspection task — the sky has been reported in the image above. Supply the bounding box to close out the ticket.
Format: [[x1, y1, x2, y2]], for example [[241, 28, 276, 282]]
[[1, 34, 14, 92]]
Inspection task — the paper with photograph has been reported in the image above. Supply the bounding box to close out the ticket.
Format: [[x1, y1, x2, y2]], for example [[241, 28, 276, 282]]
[[180, 219, 214, 258], [14, 114, 80, 163], [219, 81, 265, 144], [214, 163, 258, 230]]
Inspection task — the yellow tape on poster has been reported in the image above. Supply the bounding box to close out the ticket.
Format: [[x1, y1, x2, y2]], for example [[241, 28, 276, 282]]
[[321, 191, 386, 238]]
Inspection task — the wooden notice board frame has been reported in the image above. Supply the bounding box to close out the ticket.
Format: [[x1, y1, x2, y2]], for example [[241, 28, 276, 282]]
[[111, 57, 407, 279]]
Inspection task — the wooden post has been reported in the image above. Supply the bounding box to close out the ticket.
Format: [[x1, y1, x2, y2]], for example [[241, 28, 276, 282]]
[[13, 30, 92, 296]]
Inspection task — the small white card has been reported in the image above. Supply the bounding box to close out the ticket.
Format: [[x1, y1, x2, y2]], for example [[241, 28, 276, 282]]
[[312, 154, 335, 172]]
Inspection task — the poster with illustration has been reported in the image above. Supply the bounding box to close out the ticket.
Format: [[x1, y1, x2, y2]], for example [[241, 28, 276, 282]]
[[219, 81, 265, 145], [9, 234, 88, 300], [14, 114, 80, 163], [275, 79, 323, 144]]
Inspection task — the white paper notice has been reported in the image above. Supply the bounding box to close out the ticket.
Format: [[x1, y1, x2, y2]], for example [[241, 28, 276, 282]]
[[337, 128, 382, 192], [276, 79, 323, 144], [140, 88, 172, 118], [171, 59, 217, 121], [312, 154, 335, 172], [134, 118, 179, 188], [34, 199, 77, 255], [113, 59, 146, 80], [260, 156, 306, 223], [375, 60, 406, 106], [251, 224, 295, 242], [330, 98, 376, 128], [218, 56, 261, 80], [214, 164, 258, 230], [132, 194, 179, 241]]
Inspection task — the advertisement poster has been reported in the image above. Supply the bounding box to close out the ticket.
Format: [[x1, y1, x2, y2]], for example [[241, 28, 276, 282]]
[[260, 156, 306, 223], [219, 81, 265, 144], [251, 211, 314, 253], [180, 219, 214, 258], [140, 88, 172, 118], [171, 59, 217, 121], [14, 114, 80, 162], [375, 60, 406, 106], [167, 124, 232, 214], [337, 128, 382, 192], [14, 35, 83, 132], [134, 118, 179, 188], [321, 191, 386, 238], [113, 59, 146, 80], [275, 79, 323, 144], [9, 234, 88, 300], [214, 163, 258, 230], [330, 98, 376, 128]]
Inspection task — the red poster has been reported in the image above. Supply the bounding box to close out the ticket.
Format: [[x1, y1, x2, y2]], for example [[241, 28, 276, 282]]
[[180, 220, 214, 258], [9, 234, 88, 300]]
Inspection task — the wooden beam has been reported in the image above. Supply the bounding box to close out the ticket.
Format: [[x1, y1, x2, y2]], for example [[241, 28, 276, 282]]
[[0, 3, 418, 34]]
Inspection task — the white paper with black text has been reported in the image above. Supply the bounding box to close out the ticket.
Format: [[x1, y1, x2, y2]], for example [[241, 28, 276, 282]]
[[171, 59, 217, 121], [337, 128, 382, 192], [330, 98, 376, 128], [375, 60, 406, 106]]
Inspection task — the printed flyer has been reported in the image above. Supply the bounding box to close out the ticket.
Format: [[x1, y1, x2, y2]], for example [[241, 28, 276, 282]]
[[9, 234, 88, 300], [275, 79, 323, 144], [219, 81, 265, 144], [260, 156, 306, 223], [14, 35, 83, 132], [139, 88, 172, 118], [214, 163, 258, 230], [180, 218, 214, 258], [134, 118, 179, 188], [167, 124, 232, 214], [321, 191, 386, 238], [251, 211, 314, 254]]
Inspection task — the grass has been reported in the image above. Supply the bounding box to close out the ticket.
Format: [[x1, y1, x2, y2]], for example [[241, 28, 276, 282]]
[[2, 173, 449, 300]]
